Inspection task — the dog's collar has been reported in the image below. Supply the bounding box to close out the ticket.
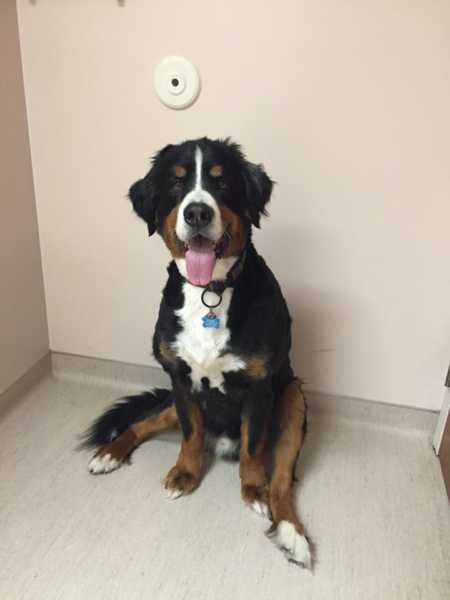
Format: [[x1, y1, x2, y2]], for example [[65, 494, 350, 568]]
[[182, 249, 247, 295], [206, 250, 247, 295], [202, 250, 247, 327], [179, 249, 247, 327]]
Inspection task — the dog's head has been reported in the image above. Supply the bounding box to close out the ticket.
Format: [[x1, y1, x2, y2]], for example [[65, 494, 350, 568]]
[[129, 138, 273, 286]]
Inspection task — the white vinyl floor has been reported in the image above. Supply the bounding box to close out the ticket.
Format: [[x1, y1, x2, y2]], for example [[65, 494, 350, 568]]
[[1, 372, 449, 600]]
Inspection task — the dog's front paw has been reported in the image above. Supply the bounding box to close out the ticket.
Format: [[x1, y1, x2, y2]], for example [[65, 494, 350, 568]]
[[164, 466, 199, 499], [241, 484, 271, 519]]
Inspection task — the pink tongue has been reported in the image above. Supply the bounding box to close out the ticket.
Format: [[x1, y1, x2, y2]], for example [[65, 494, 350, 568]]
[[185, 244, 216, 286]]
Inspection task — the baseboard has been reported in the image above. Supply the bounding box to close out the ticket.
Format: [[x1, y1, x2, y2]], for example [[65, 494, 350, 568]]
[[51, 351, 170, 391], [51, 351, 438, 434], [306, 390, 437, 434], [0, 352, 51, 415]]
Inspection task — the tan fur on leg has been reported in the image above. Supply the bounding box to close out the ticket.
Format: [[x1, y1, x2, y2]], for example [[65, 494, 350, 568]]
[[268, 379, 311, 567], [165, 403, 204, 498], [88, 405, 178, 475], [240, 417, 270, 516]]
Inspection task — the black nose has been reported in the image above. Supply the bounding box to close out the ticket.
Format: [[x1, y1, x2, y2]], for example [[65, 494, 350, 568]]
[[183, 202, 213, 229]]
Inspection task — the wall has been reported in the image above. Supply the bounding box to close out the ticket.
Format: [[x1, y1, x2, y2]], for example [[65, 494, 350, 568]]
[[0, 0, 49, 394], [17, 0, 450, 409]]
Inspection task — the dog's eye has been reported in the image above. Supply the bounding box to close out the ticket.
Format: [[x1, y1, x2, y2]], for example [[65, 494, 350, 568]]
[[209, 165, 223, 178], [173, 165, 187, 179], [209, 166, 227, 189]]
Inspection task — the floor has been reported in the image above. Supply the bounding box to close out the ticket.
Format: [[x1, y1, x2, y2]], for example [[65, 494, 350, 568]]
[[1, 372, 449, 600]]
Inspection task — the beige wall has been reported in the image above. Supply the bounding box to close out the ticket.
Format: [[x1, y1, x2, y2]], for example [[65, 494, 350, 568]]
[[0, 0, 49, 393], [17, 0, 450, 409]]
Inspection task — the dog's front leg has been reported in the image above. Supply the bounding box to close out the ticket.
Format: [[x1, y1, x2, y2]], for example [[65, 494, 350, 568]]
[[164, 382, 204, 499], [240, 383, 273, 518]]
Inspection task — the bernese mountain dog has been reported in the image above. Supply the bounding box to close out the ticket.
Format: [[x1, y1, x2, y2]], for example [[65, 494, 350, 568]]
[[82, 137, 311, 567]]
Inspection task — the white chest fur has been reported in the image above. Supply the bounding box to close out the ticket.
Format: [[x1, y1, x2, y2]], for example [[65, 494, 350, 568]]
[[173, 282, 245, 391]]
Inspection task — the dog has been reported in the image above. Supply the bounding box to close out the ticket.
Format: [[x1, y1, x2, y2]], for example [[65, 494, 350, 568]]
[[82, 137, 311, 567]]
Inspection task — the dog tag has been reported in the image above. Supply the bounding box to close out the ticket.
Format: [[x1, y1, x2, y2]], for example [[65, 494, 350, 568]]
[[202, 311, 220, 329]]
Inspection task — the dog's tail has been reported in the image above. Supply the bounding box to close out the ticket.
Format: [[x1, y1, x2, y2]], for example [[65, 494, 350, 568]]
[[79, 388, 173, 449]]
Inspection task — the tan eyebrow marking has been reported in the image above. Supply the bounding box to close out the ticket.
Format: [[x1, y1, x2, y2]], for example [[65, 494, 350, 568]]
[[209, 165, 223, 178], [174, 165, 187, 178]]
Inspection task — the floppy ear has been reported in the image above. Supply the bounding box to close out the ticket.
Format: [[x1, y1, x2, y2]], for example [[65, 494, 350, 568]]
[[128, 144, 174, 236], [128, 176, 158, 236], [243, 161, 273, 227]]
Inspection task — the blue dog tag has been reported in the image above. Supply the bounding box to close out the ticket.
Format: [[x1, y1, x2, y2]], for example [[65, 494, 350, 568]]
[[202, 312, 220, 329]]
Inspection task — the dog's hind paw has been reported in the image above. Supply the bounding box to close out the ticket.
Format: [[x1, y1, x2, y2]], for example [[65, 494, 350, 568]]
[[268, 521, 311, 569], [88, 453, 121, 475]]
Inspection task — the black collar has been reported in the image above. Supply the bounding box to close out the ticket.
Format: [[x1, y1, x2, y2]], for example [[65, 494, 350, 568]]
[[177, 248, 247, 319], [180, 248, 247, 297], [202, 249, 247, 295]]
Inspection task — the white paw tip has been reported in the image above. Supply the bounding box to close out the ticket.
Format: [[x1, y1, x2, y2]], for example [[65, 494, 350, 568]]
[[88, 453, 120, 475], [250, 500, 270, 519], [269, 521, 311, 569], [166, 487, 183, 500]]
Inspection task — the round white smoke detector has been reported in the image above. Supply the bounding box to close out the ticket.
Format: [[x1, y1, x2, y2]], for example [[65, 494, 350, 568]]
[[153, 56, 201, 110]]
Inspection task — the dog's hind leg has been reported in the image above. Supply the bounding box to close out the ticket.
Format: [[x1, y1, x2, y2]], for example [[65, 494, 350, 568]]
[[82, 390, 179, 475], [268, 379, 311, 568]]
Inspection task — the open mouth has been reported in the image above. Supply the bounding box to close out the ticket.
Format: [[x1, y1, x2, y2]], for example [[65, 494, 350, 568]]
[[183, 230, 230, 286]]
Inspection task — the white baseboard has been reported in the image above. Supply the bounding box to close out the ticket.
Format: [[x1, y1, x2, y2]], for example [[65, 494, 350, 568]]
[[51, 351, 438, 435], [51, 351, 170, 390]]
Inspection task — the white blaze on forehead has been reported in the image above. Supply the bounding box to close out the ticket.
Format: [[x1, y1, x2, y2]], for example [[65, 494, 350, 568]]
[[175, 146, 223, 243], [195, 145, 203, 188]]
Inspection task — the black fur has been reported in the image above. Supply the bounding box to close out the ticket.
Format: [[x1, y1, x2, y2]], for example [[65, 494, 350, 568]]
[[129, 137, 273, 236], [85, 137, 296, 459], [128, 144, 175, 236], [80, 389, 172, 448], [153, 243, 295, 451]]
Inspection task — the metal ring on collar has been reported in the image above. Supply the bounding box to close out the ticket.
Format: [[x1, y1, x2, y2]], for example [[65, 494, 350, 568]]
[[201, 288, 223, 309]]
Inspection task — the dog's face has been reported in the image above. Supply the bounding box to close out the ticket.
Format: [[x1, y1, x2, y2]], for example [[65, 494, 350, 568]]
[[129, 138, 273, 285]]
